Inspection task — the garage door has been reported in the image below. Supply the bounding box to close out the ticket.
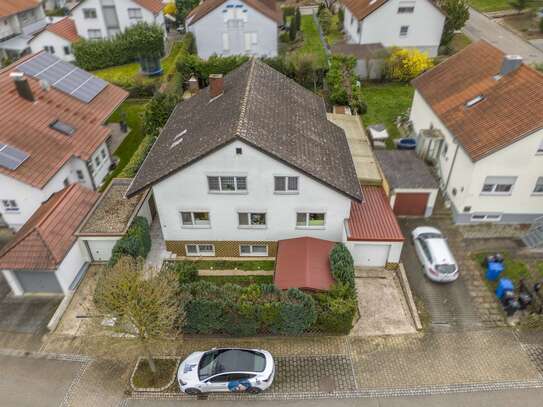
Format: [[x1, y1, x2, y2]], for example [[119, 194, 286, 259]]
[[14, 271, 62, 294], [393, 192, 429, 216], [351, 244, 390, 267], [87, 240, 116, 262]]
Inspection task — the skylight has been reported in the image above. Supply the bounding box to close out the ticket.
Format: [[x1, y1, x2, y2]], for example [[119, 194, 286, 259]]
[[170, 129, 187, 149], [466, 95, 485, 108], [50, 120, 76, 136], [0, 143, 29, 170]]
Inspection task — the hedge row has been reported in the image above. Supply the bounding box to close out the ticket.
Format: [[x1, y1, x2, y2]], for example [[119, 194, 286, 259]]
[[330, 243, 355, 288], [117, 133, 155, 178], [109, 217, 151, 266], [74, 23, 165, 71], [326, 55, 367, 114]]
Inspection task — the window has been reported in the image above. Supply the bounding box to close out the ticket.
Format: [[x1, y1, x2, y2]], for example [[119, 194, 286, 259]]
[[238, 212, 266, 227], [357, 22, 361, 34], [63, 178, 70, 187], [274, 176, 298, 193], [244, 33, 257, 51], [63, 46, 71, 55], [181, 211, 210, 227], [442, 143, 448, 157], [88, 29, 102, 40], [537, 140, 543, 154], [222, 32, 229, 51], [50, 120, 75, 135], [296, 212, 325, 228], [83, 8, 97, 18], [534, 177, 543, 194], [400, 25, 409, 37], [88, 162, 94, 175], [240, 244, 268, 256], [350, 16, 354, 25], [128, 8, 142, 20], [236, 147, 242, 155], [76, 170, 85, 181], [44, 45, 55, 54], [1, 200, 19, 212], [101, 149, 107, 159], [95, 155, 101, 167], [398, 2, 415, 13], [207, 176, 247, 193], [481, 176, 517, 195], [471, 214, 502, 222], [186, 244, 215, 256]]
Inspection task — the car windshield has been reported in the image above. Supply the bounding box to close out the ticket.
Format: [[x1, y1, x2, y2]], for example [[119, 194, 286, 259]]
[[419, 232, 442, 240], [437, 264, 456, 274], [198, 349, 266, 380]]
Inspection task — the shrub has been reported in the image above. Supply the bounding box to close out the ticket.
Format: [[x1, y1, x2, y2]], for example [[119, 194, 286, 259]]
[[313, 284, 357, 334], [109, 217, 151, 266], [283, 6, 295, 25], [326, 55, 366, 113], [143, 92, 178, 138], [329, 243, 355, 288], [338, 8, 345, 31], [279, 288, 317, 335], [384, 48, 434, 82], [118, 134, 154, 177], [318, 8, 333, 35], [175, 261, 199, 285], [176, 54, 248, 89]]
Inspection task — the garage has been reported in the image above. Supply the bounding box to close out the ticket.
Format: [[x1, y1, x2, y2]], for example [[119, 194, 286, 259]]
[[375, 150, 439, 218], [13, 271, 62, 294], [86, 240, 117, 262], [351, 244, 390, 267]]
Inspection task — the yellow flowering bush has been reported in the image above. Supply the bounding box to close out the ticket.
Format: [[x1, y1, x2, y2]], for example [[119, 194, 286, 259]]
[[385, 48, 434, 82], [164, 2, 176, 16]]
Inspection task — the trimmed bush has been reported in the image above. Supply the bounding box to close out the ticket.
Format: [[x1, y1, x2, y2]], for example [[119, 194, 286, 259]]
[[175, 261, 199, 285], [329, 243, 355, 288], [176, 54, 249, 89], [313, 284, 357, 334], [109, 217, 151, 266], [326, 55, 367, 114], [118, 134, 154, 177], [143, 92, 178, 138]]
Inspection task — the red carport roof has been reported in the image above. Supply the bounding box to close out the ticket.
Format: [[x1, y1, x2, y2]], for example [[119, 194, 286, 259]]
[[348, 185, 404, 242], [274, 237, 336, 291]]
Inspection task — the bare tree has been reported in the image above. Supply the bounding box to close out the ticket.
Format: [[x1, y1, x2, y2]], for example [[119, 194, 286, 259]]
[[94, 257, 185, 373]]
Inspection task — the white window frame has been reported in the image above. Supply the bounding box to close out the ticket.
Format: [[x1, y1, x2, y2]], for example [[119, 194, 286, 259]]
[[274, 176, 299, 194], [471, 214, 502, 222], [296, 212, 326, 229], [83, 8, 97, 19], [63, 45, 71, 55], [239, 244, 268, 257], [180, 211, 211, 228], [186, 244, 215, 256], [101, 148, 107, 159], [481, 176, 517, 196], [76, 169, 85, 181], [533, 177, 543, 195], [399, 25, 409, 37], [207, 175, 247, 193], [88, 29, 102, 40], [1, 199, 19, 213], [238, 212, 267, 228], [128, 8, 143, 21], [44, 45, 55, 54]]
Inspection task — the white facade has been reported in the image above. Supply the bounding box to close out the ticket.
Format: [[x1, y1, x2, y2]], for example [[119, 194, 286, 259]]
[[71, 0, 165, 40], [187, 0, 278, 59], [343, 0, 444, 57], [29, 29, 75, 61], [0, 4, 47, 60], [410, 90, 543, 224], [0, 141, 111, 230], [152, 140, 352, 244]]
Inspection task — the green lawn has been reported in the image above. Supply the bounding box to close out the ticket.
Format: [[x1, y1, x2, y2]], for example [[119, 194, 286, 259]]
[[469, 0, 543, 12], [473, 253, 532, 292], [101, 100, 147, 189], [291, 15, 328, 68], [360, 82, 415, 148]]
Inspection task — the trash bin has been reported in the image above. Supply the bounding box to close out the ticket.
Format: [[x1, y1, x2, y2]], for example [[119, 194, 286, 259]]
[[496, 278, 514, 300], [486, 261, 504, 281]]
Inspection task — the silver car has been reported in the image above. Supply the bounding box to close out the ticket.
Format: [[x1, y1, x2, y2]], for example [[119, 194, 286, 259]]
[[412, 226, 459, 282]]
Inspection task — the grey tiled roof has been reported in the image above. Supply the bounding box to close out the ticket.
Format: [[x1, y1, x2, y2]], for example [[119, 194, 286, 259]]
[[126, 59, 362, 201], [374, 150, 438, 189]]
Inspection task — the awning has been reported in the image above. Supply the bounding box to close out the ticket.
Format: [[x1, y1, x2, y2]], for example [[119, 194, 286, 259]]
[[1, 35, 31, 51], [274, 237, 336, 291]]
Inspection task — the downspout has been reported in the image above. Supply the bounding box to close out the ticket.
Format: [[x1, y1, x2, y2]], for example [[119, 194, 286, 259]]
[[443, 142, 460, 192], [85, 160, 97, 191]]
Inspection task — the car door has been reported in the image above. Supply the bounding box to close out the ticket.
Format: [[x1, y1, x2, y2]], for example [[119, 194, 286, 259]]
[[224, 373, 257, 392], [203, 373, 231, 392], [415, 238, 432, 273]]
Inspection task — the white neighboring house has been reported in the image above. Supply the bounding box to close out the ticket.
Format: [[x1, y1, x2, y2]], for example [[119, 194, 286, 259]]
[[186, 0, 281, 59], [29, 17, 79, 61], [0, 52, 128, 231], [341, 0, 445, 57], [70, 0, 166, 40], [410, 41, 543, 224], [125, 59, 405, 271]]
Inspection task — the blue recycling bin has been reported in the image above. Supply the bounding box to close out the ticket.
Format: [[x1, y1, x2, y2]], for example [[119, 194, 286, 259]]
[[486, 261, 504, 281], [496, 278, 514, 300]]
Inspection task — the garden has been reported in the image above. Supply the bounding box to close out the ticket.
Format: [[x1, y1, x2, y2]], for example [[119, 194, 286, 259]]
[[468, 0, 543, 12]]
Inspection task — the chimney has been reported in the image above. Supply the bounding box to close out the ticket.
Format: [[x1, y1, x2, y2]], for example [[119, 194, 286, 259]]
[[500, 55, 523, 76], [188, 75, 199, 95], [10, 72, 34, 102], [209, 74, 224, 98]]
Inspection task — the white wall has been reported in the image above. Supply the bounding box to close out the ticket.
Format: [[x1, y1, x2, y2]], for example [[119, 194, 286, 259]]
[[344, 0, 444, 56], [188, 0, 278, 59], [89, 141, 112, 188], [30, 30, 75, 61], [152, 140, 352, 243], [344, 240, 403, 266], [83, 237, 120, 261], [55, 241, 89, 293]]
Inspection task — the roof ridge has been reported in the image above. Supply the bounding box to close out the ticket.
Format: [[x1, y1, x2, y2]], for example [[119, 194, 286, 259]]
[[34, 228, 58, 264], [35, 185, 76, 231], [235, 58, 256, 138]]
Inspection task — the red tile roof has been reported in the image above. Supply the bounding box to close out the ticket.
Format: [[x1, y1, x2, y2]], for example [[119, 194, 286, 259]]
[[133, 0, 165, 14], [411, 41, 543, 161], [348, 185, 404, 242], [0, 184, 99, 271], [187, 0, 282, 25], [0, 52, 128, 188], [274, 237, 335, 291], [341, 0, 388, 21], [45, 17, 80, 43], [0, 0, 39, 17]]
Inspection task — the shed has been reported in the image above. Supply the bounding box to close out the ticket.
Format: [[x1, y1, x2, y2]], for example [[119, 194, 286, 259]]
[[274, 237, 335, 291], [331, 42, 387, 80], [375, 150, 439, 217]]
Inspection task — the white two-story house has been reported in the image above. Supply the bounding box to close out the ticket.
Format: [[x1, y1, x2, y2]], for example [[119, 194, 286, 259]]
[[29, 17, 80, 62], [186, 0, 281, 59], [410, 41, 543, 224], [71, 0, 165, 40], [126, 60, 404, 267], [341, 0, 445, 57], [0, 51, 128, 230]]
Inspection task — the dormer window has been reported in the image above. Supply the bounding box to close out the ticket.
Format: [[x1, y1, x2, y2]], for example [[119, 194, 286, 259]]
[[50, 120, 75, 135], [466, 95, 485, 108]]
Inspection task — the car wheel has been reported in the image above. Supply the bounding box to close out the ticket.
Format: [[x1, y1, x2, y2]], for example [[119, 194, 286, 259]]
[[246, 387, 262, 394], [184, 388, 201, 395]]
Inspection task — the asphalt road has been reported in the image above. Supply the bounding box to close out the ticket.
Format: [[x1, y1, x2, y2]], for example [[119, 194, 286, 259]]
[[463, 8, 543, 64]]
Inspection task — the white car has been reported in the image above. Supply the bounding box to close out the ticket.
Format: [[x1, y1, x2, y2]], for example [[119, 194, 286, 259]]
[[177, 348, 275, 395], [411, 226, 459, 283]]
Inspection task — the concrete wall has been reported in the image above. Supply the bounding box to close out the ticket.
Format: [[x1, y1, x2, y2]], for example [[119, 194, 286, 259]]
[[55, 241, 89, 294], [152, 140, 352, 244], [30, 29, 75, 61], [188, 0, 278, 59]]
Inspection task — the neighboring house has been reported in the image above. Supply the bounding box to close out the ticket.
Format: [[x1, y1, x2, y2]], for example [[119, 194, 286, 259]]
[[0, 184, 99, 296], [410, 41, 543, 224], [29, 17, 80, 61], [341, 0, 445, 57], [126, 59, 404, 267], [0, 51, 128, 231], [70, 0, 165, 40], [186, 0, 281, 59], [0, 0, 47, 62]]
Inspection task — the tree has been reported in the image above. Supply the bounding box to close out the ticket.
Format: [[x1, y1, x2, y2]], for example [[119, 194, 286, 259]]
[[439, 0, 470, 46], [294, 7, 301, 32], [289, 11, 299, 41], [175, 0, 199, 27], [319, 8, 333, 35], [509, 0, 528, 13], [143, 92, 178, 138], [94, 257, 185, 373], [321, 0, 338, 11]]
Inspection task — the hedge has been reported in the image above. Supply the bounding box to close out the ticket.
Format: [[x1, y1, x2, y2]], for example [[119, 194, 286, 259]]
[[117, 133, 154, 178], [330, 243, 355, 288], [313, 284, 357, 334], [142, 92, 178, 138], [74, 23, 165, 71], [176, 54, 249, 90], [109, 217, 151, 266], [326, 55, 367, 114]]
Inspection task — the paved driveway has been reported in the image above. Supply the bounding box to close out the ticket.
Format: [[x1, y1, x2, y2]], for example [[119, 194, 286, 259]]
[[463, 8, 543, 64]]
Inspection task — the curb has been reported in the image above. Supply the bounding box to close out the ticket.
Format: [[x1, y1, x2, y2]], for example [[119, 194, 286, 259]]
[[397, 263, 423, 330], [130, 356, 180, 392]]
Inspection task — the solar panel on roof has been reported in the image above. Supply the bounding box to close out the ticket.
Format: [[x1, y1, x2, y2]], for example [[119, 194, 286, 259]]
[[17, 53, 107, 103], [0, 144, 29, 171]]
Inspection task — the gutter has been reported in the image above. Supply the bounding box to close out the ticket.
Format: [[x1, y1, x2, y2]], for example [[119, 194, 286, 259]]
[[443, 142, 460, 192]]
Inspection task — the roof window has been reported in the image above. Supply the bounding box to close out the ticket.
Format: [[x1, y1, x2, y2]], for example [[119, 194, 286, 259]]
[[466, 95, 485, 108], [170, 129, 187, 149], [50, 120, 75, 135]]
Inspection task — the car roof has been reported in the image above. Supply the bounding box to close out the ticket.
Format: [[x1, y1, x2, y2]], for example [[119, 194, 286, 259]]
[[425, 237, 455, 264]]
